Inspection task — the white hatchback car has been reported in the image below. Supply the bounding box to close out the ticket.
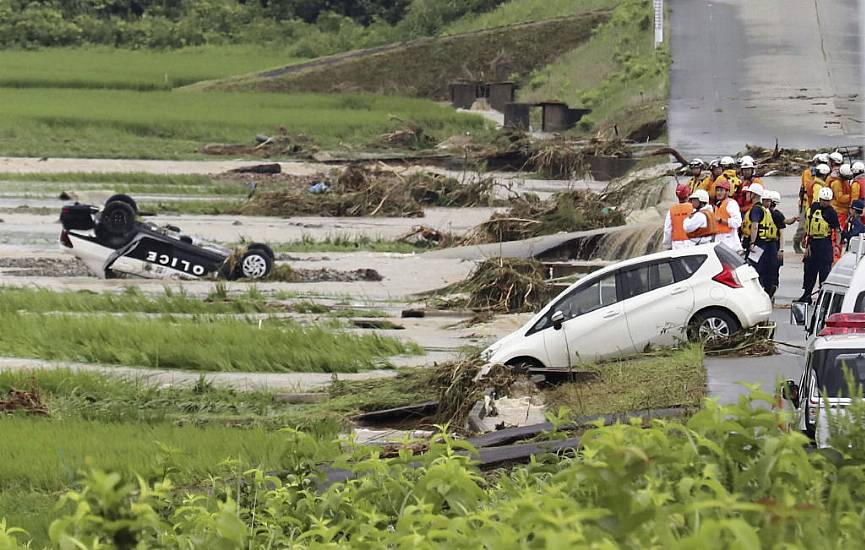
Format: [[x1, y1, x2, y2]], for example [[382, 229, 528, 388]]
[[483, 243, 772, 368]]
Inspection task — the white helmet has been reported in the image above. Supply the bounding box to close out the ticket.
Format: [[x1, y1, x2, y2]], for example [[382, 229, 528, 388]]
[[830, 151, 844, 164], [819, 186, 834, 201], [747, 182, 764, 198], [739, 158, 757, 169], [812, 153, 823, 163], [688, 189, 710, 204], [816, 153, 831, 164], [764, 190, 781, 203], [816, 163, 831, 176], [708, 158, 721, 168], [739, 155, 755, 166], [840, 163, 854, 178], [852, 161, 865, 175], [689, 158, 705, 167], [720, 156, 736, 168]]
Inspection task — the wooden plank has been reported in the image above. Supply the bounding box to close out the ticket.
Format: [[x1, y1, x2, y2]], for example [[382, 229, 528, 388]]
[[475, 436, 582, 470], [468, 407, 689, 448]]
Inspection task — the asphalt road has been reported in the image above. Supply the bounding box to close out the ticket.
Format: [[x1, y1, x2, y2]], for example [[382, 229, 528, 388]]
[[668, 0, 864, 156]]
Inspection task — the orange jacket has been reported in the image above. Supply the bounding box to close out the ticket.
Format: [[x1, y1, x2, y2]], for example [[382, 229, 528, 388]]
[[715, 198, 733, 234], [688, 209, 717, 239], [670, 202, 693, 241], [800, 168, 814, 208], [832, 179, 859, 212], [806, 178, 826, 206]]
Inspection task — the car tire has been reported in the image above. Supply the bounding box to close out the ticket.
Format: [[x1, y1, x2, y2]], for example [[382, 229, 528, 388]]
[[100, 200, 136, 237], [247, 243, 275, 261], [687, 309, 740, 342], [105, 194, 138, 214], [235, 249, 273, 280]]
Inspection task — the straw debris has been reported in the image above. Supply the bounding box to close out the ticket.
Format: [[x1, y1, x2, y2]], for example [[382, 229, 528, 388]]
[[432, 357, 517, 428], [462, 190, 625, 245], [449, 258, 554, 313]]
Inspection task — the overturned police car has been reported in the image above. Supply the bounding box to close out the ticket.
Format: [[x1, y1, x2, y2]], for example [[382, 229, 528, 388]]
[[59, 195, 273, 281]]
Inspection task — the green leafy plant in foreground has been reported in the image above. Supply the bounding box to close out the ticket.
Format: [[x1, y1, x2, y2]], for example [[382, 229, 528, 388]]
[[12, 390, 865, 548]]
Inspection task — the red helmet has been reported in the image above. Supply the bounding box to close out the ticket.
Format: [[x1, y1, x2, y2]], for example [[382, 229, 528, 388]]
[[715, 179, 731, 191], [675, 183, 691, 200]]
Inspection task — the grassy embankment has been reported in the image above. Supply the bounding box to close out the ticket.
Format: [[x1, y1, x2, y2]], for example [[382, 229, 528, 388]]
[[519, 0, 670, 139]]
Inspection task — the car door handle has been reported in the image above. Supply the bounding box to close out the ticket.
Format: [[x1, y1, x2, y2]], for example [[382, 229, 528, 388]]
[[670, 287, 688, 295], [603, 310, 620, 319]]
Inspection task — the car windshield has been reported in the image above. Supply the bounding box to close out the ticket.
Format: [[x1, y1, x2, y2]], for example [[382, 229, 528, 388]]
[[813, 349, 865, 397]]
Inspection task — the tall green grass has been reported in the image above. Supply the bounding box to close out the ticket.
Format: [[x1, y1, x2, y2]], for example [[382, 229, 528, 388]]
[[0, 312, 419, 372], [0, 45, 304, 91], [0, 417, 295, 492], [0, 89, 487, 158], [0, 287, 270, 314], [0, 172, 247, 196], [444, 0, 617, 34]]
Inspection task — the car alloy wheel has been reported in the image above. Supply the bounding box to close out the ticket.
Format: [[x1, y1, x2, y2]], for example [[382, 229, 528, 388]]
[[241, 254, 269, 279], [698, 316, 731, 341]]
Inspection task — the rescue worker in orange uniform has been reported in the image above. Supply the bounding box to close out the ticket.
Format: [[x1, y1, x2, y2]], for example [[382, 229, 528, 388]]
[[715, 155, 741, 195], [685, 159, 705, 193], [831, 163, 858, 262], [734, 156, 760, 220], [795, 153, 826, 253], [683, 189, 716, 245], [712, 178, 742, 251], [699, 159, 724, 196], [828, 151, 844, 177], [663, 183, 695, 250], [852, 161, 865, 200]]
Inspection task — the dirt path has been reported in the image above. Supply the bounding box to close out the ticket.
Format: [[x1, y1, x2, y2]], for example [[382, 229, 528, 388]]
[[0, 157, 332, 175]]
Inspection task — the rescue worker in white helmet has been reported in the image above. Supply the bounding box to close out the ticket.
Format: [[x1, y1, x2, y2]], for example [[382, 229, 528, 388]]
[[685, 159, 705, 193], [795, 163, 831, 253], [712, 178, 742, 251], [831, 163, 859, 262], [795, 154, 826, 253], [734, 156, 761, 221], [852, 160, 865, 203], [699, 159, 724, 196], [798, 186, 841, 304], [746, 189, 781, 298], [682, 189, 716, 245]]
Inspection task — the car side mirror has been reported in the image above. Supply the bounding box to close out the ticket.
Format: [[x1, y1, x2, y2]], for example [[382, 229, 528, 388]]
[[790, 302, 809, 327], [551, 310, 565, 330], [779, 379, 800, 408]]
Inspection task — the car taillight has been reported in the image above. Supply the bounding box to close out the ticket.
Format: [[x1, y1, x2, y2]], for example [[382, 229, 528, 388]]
[[712, 264, 741, 288], [818, 313, 865, 336], [60, 230, 73, 248]]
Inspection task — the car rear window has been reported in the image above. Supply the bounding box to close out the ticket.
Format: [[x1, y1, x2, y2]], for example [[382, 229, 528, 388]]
[[714, 245, 745, 268], [817, 353, 865, 397], [671, 255, 707, 282]]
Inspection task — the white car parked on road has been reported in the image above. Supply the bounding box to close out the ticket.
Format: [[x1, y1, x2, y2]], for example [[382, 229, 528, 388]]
[[483, 243, 772, 368]]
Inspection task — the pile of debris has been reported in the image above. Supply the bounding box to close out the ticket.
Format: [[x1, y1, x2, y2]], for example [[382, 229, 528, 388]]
[[374, 122, 436, 149], [479, 130, 634, 178], [462, 190, 625, 245], [0, 387, 49, 416], [739, 142, 862, 176], [202, 130, 319, 159], [447, 258, 553, 313], [241, 165, 497, 218]]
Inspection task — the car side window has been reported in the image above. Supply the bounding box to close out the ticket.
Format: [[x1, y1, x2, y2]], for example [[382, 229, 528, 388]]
[[619, 261, 676, 300], [814, 292, 835, 333], [856, 291, 865, 312], [671, 255, 707, 282], [555, 273, 618, 320]]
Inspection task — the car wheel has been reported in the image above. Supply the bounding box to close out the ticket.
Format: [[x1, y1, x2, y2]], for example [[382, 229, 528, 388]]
[[105, 194, 138, 214], [237, 250, 273, 279], [100, 201, 136, 237], [688, 309, 740, 342], [247, 243, 275, 261]]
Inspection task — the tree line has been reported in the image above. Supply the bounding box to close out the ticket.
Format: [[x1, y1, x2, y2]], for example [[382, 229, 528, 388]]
[[0, 0, 505, 49]]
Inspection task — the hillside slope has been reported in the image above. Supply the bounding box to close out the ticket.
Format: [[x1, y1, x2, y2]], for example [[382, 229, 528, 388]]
[[194, 11, 611, 100]]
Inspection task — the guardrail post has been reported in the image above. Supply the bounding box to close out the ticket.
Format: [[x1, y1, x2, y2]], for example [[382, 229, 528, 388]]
[[653, 0, 664, 48]]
